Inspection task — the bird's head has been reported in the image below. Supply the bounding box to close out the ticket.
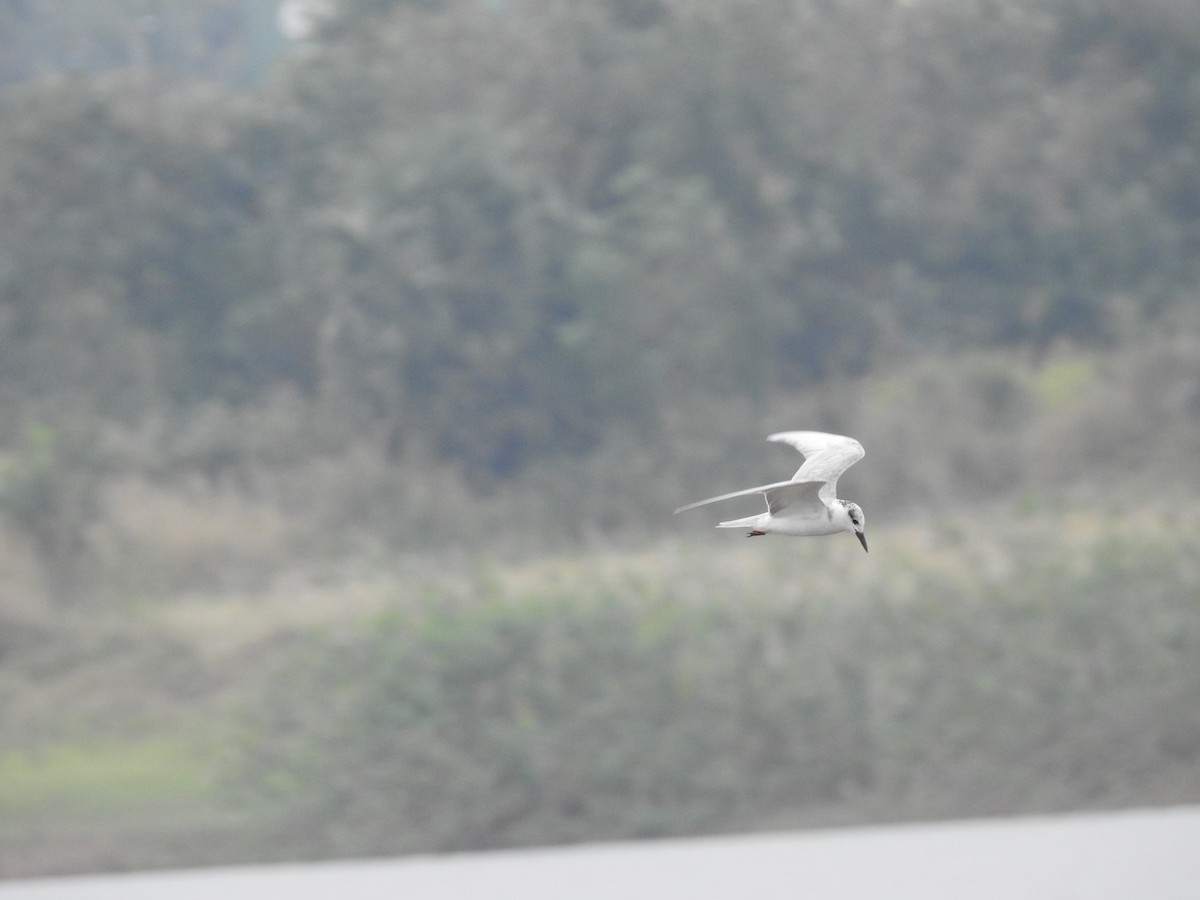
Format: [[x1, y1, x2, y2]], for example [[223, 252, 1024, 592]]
[[843, 501, 868, 553]]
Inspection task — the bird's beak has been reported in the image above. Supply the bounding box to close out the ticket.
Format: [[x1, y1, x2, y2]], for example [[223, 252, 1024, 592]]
[[856, 531, 869, 553]]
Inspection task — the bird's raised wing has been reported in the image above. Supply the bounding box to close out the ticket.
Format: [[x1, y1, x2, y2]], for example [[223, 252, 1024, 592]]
[[767, 431, 864, 500]]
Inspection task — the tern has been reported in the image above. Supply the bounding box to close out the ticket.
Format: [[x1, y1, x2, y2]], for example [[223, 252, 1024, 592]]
[[675, 431, 868, 552]]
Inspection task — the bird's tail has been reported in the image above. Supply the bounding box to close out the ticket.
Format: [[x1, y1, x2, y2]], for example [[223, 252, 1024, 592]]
[[716, 514, 762, 530]]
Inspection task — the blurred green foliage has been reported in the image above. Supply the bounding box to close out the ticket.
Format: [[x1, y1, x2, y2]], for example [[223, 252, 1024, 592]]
[[3, 504, 1198, 875], [236, 510, 1200, 856], [0, 421, 107, 603], [2, 0, 1199, 495], [3, 0, 1200, 877]]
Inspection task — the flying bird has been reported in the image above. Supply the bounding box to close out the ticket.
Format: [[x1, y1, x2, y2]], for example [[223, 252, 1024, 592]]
[[675, 431, 868, 552]]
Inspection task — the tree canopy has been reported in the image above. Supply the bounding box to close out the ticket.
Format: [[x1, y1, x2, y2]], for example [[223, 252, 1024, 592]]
[[1, 0, 1199, 586]]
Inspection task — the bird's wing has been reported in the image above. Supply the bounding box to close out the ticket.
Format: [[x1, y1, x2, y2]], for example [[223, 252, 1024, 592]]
[[674, 479, 800, 515], [767, 431, 864, 500], [674, 479, 827, 516], [761, 480, 826, 516]]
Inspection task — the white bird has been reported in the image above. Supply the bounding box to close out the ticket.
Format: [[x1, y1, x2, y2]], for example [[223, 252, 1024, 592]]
[[675, 431, 868, 552]]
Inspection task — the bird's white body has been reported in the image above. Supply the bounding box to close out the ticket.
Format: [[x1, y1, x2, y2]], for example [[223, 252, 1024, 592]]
[[712, 489, 859, 536], [675, 431, 869, 551]]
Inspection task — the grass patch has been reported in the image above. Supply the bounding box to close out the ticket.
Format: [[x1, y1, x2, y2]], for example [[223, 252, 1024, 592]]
[[0, 737, 217, 825]]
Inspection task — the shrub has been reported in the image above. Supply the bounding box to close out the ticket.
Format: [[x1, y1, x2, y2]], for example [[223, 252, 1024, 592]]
[[237, 509, 1200, 856]]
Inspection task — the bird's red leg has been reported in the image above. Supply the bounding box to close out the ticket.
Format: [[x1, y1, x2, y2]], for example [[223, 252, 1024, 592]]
[[747, 530, 766, 537]]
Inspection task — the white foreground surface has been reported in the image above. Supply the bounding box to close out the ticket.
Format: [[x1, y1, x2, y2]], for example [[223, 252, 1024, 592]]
[[3, 806, 1198, 899]]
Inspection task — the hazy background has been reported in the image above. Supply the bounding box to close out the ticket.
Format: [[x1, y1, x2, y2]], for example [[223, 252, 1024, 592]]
[[1, 0, 1199, 877]]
